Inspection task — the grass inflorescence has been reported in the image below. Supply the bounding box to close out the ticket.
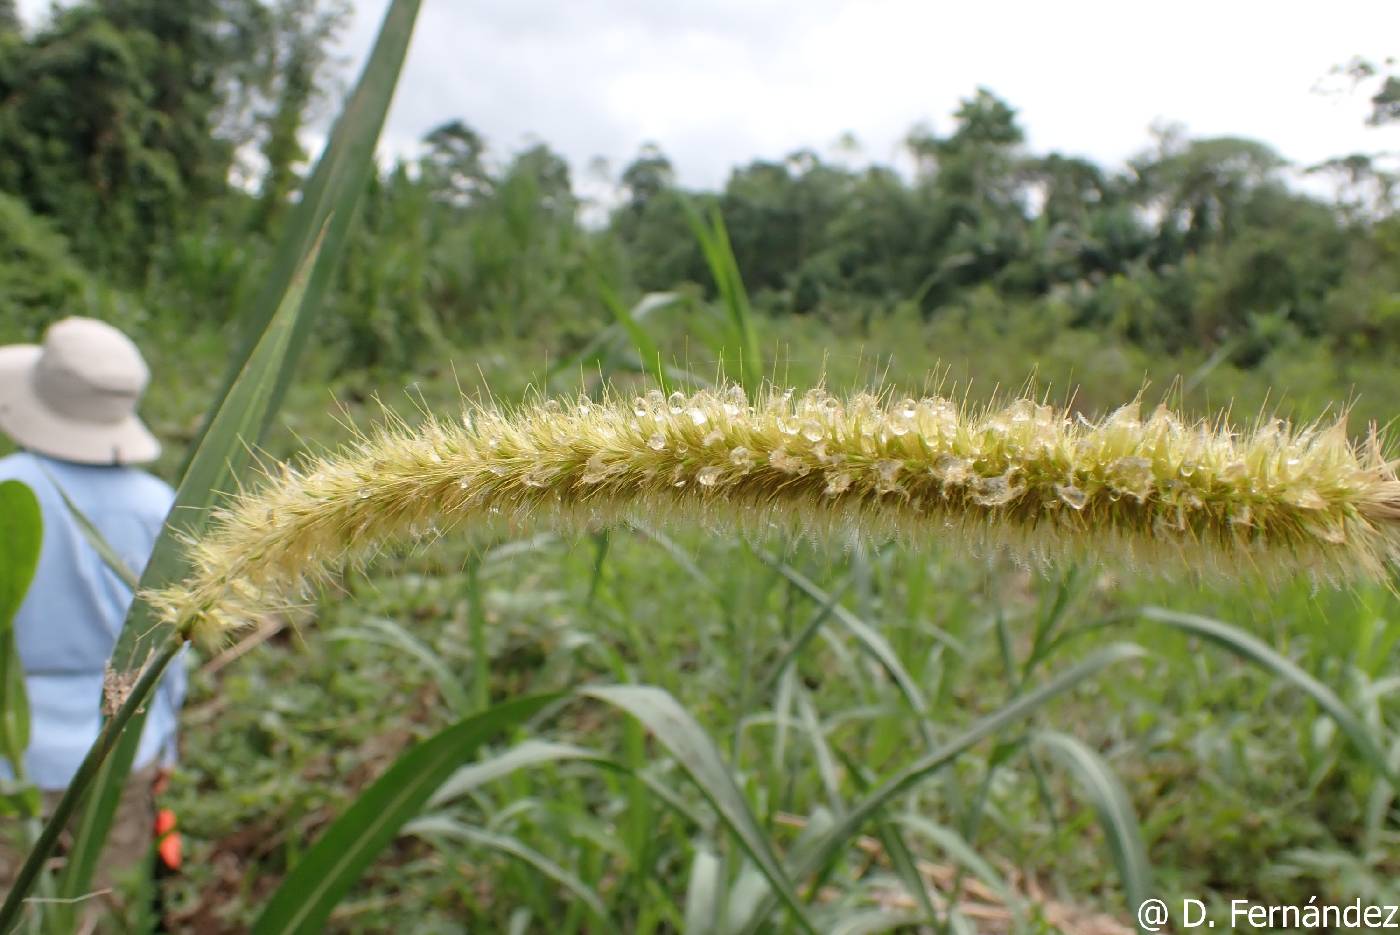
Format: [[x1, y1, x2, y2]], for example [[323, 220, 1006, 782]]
[[150, 385, 1400, 644]]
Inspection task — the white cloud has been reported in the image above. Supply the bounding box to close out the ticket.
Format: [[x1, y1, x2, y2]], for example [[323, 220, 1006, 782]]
[[339, 0, 1398, 189]]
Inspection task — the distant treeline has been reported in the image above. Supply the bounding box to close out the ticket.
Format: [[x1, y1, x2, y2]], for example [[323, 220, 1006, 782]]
[[2, 1, 1398, 371]]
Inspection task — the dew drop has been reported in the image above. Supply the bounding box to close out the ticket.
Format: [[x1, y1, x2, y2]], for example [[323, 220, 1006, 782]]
[[703, 430, 724, 447], [825, 472, 853, 496], [801, 420, 824, 442], [874, 459, 903, 493], [889, 420, 910, 437], [688, 407, 709, 426], [1054, 483, 1088, 510], [697, 465, 722, 487], [633, 397, 649, 417], [648, 434, 666, 451], [357, 489, 372, 500], [730, 446, 754, 469], [581, 452, 614, 484], [769, 447, 807, 474], [972, 470, 1024, 507], [524, 467, 553, 488], [933, 454, 971, 485], [668, 391, 686, 414], [1107, 456, 1154, 501], [543, 399, 562, 414]]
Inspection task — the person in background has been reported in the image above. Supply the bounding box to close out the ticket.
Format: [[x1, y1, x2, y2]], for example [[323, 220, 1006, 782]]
[[0, 317, 184, 920]]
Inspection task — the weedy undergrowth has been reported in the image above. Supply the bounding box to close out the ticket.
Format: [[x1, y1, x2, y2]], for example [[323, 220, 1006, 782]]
[[149, 385, 1400, 646]]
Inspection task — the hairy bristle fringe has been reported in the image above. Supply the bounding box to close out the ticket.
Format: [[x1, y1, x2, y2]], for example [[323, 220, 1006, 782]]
[[148, 384, 1400, 645]]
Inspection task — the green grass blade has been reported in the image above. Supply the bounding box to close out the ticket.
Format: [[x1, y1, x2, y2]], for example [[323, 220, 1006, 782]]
[[680, 199, 763, 393], [582, 685, 818, 934], [37, 467, 139, 590], [1140, 607, 1400, 786], [734, 643, 1145, 934], [894, 815, 1026, 920], [184, 0, 424, 462], [1032, 730, 1153, 919], [683, 847, 723, 935], [405, 817, 612, 926], [330, 617, 473, 717], [428, 739, 613, 808], [0, 480, 41, 766], [19, 0, 424, 916], [758, 554, 935, 747], [252, 693, 560, 935]]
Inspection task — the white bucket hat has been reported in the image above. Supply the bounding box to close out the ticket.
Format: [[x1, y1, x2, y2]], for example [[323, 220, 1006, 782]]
[[0, 317, 160, 465]]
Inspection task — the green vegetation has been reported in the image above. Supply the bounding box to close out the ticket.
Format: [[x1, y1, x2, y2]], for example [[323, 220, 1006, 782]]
[[1, 2, 1398, 931]]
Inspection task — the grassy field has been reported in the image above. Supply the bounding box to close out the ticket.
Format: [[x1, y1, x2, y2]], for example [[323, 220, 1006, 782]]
[[117, 307, 1400, 932]]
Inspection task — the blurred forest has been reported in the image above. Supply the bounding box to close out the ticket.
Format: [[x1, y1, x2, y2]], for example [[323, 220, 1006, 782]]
[[3, 1, 1399, 379]]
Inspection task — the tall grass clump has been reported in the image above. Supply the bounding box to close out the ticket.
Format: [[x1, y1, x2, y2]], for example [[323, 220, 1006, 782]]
[[151, 386, 1400, 645]]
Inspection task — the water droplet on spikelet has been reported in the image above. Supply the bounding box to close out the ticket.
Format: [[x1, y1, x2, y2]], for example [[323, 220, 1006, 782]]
[[633, 397, 648, 417], [703, 430, 723, 447], [688, 407, 709, 426], [697, 465, 722, 487], [543, 399, 562, 413], [357, 489, 372, 500], [1054, 484, 1087, 510], [778, 418, 799, 436], [1107, 456, 1154, 501], [802, 421, 824, 442], [730, 446, 754, 470], [889, 420, 910, 437], [648, 434, 666, 451], [933, 454, 971, 485], [825, 472, 853, 496], [668, 391, 686, 414], [770, 447, 806, 474], [874, 459, 903, 493], [973, 470, 1024, 507], [581, 452, 615, 484]]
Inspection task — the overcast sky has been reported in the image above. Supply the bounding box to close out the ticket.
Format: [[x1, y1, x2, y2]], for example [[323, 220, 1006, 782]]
[[334, 0, 1400, 190], [16, 0, 1400, 191]]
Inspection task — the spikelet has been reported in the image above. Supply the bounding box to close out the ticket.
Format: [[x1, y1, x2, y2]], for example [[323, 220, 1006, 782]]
[[146, 385, 1400, 645]]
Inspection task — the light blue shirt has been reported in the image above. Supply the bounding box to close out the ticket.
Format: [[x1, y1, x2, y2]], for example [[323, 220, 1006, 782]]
[[0, 451, 184, 790]]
